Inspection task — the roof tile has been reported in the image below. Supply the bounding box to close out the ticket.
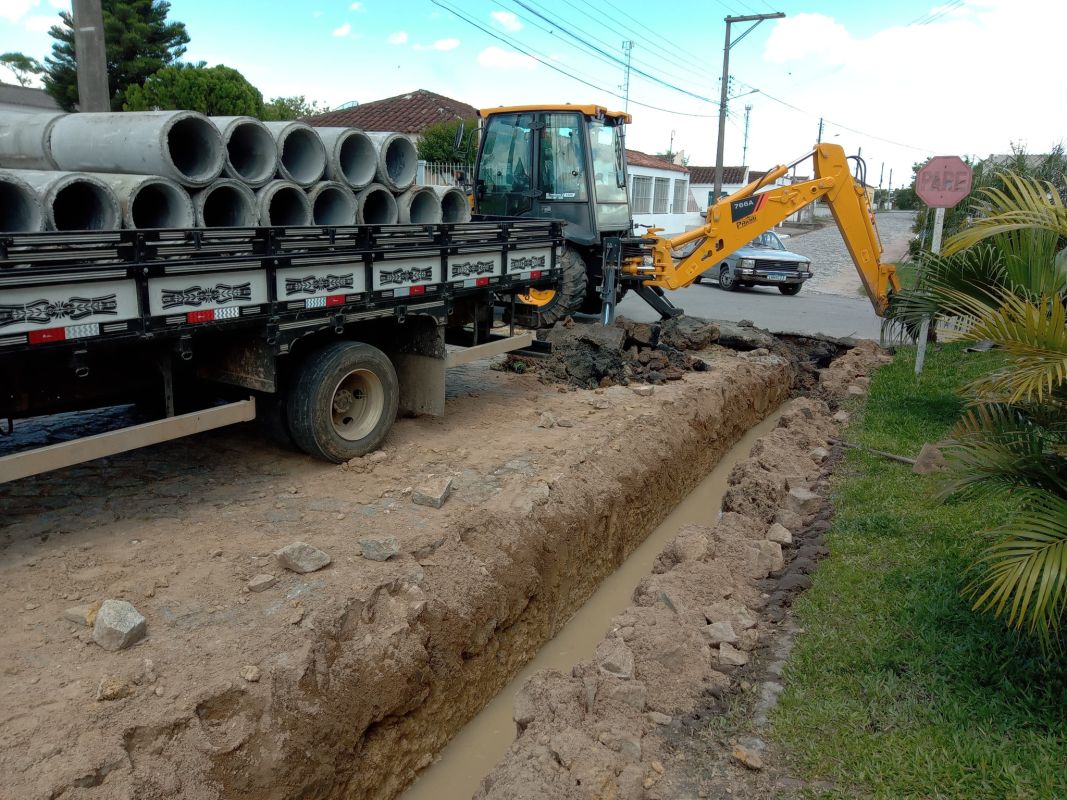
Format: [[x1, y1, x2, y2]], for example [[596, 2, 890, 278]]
[[304, 89, 478, 133]]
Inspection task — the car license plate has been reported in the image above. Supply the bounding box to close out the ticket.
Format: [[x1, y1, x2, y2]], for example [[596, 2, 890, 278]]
[[766, 272, 788, 281]]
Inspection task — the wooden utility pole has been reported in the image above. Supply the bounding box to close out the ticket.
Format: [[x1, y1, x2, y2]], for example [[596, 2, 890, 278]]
[[714, 12, 785, 199], [72, 0, 110, 112]]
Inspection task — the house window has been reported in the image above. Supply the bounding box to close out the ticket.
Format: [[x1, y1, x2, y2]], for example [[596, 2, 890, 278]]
[[631, 175, 652, 213], [672, 179, 688, 214], [653, 177, 670, 213]]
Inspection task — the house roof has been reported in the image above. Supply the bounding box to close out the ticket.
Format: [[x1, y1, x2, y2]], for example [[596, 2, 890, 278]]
[[304, 89, 478, 133], [687, 165, 747, 185], [0, 82, 61, 111], [626, 149, 688, 173]]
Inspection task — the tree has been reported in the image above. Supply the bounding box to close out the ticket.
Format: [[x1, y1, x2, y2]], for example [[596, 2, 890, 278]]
[[42, 0, 189, 111], [416, 118, 476, 163], [124, 62, 263, 116], [0, 52, 43, 86], [261, 95, 329, 121]]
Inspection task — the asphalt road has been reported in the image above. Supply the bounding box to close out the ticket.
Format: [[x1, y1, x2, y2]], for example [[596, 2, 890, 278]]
[[616, 282, 885, 341]]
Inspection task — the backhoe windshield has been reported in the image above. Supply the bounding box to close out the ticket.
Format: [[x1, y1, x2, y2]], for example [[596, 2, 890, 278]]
[[588, 118, 629, 229], [477, 112, 535, 216], [540, 113, 587, 201]]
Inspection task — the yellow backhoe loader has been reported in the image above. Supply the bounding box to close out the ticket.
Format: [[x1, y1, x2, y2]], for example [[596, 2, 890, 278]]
[[468, 104, 899, 325]]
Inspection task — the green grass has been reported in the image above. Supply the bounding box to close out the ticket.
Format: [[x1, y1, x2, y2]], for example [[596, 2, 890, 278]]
[[771, 344, 1067, 800], [856, 262, 916, 297]]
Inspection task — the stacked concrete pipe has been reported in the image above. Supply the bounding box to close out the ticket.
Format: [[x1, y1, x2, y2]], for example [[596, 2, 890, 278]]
[[432, 185, 472, 223], [355, 183, 399, 225], [12, 170, 121, 231], [48, 110, 225, 187], [0, 109, 64, 170], [0, 171, 46, 232], [315, 127, 377, 190], [87, 173, 195, 229], [307, 181, 357, 226], [365, 132, 418, 193], [209, 116, 278, 188], [263, 121, 326, 187], [194, 179, 259, 228], [395, 185, 443, 225], [257, 179, 313, 226]]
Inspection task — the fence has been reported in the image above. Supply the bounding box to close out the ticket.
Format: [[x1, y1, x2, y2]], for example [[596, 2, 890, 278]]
[[416, 161, 474, 187]]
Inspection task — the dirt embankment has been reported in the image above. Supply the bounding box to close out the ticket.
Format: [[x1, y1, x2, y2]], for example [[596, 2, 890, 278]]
[[473, 341, 891, 799], [0, 336, 796, 799]]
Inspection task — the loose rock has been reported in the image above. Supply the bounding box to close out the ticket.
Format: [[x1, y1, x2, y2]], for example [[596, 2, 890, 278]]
[[912, 442, 947, 474], [718, 642, 749, 666], [92, 599, 147, 652], [537, 412, 557, 429], [731, 743, 763, 770], [359, 536, 400, 562], [247, 574, 277, 593], [631, 385, 654, 397], [766, 523, 793, 545], [61, 604, 96, 627], [274, 542, 331, 574], [412, 476, 453, 509], [239, 665, 261, 683], [595, 638, 635, 680], [702, 621, 738, 645], [809, 446, 829, 463], [786, 486, 822, 516], [95, 675, 131, 701]]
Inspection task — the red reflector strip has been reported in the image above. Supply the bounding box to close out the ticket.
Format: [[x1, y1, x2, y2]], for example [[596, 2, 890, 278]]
[[186, 309, 215, 324], [409, 285, 426, 296], [326, 294, 345, 307], [28, 327, 65, 345], [475, 277, 490, 287], [530, 270, 542, 279]]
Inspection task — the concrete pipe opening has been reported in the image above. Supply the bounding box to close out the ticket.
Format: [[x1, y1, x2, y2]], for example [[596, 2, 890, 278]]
[[0, 174, 44, 232], [309, 182, 357, 226], [128, 179, 194, 229], [197, 180, 258, 228], [356, 184, 398, 225], [437, 186, 472, 224], [258, 181, 313, 227], [51, 176, 119, 231], [276, 126, 326, 187], [336, 132, 377, 188], [224, 121, 277, 186], [166, 115, 227, 187], [368, 132, 417, 192], [398, 186, 443, 225]]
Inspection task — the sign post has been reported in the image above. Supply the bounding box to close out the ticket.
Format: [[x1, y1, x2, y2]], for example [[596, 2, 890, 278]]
[[912, 156, 972, 376]]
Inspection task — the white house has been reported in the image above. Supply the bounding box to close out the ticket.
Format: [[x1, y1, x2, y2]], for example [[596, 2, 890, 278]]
[[626, 149, 701, 235], [688, 165, 750, 212]]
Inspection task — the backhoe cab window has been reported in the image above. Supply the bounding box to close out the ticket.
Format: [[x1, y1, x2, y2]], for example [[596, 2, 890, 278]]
[[540, 113, 587, 201], [588, 119, 627, 203], [477, 113, 535, 216]]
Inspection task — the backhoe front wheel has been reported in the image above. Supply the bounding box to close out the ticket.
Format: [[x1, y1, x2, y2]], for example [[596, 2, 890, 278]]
[[516, 247, 587, 327], [287, 341, 398, 462]]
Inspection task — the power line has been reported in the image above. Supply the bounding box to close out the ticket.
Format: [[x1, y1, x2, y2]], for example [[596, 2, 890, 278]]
[[430, 0, 719, 117], [574, 0, 714, 66]]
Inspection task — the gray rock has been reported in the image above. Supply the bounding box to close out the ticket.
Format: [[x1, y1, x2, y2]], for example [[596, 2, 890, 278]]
[[809, 446, 830, 463], [766, 523, 793, 545], [360, 536, 400, 562], [648, 711, 672, 725], [92, 600, 147, 651], [718, 642, 749, 667], [547, 320, 626, 351], [786, 486, 822, 515], [847, 384, 866, 396], [537, 412, 557, 429], [247, 573, 277, 592], [596, 638, 635, 679], [715, 320, 777, 351], [832, 410, 850, 423], [598, 678, 647, 710], [412, 476, 452, 509], [778, 573, 813, 591], [913, 443, 947, 474], [274, 541, 331, 574], [631, 384, 654, 397], [702, 621, 738, 645], [556, 418, 574, 428]]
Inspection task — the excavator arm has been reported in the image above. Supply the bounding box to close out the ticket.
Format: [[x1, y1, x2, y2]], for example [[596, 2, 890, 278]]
[[626, 143, 900, 315]]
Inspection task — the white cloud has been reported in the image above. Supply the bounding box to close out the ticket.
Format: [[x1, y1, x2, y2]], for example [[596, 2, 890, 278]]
[[312, 9, 322, 17], [387, 30, 408, 45], [490, 10, 521, 32], [47, 0, 66, 7], [24, 13, 55, 32], [349, 1, 363, 9], [414, 37, 460, 52], [477, 46, 537, 70], [764, 13, 854, 65], [332, 22, 351, 37], [1, 0, 37, 23]]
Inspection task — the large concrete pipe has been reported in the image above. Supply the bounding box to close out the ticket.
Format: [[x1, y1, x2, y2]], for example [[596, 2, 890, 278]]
[[193, 178, 258, 228], [14, 170, 120, 231], [256, 179, 313, 226], [0, 109, 64, 170], [366, 132, 417, 193], [314, 127, 377, 189], [395, 185, 443, 225], [432, 185, 472, 223], [263, 121, 326, 187], [0, 171, 45, 232], [354, 183, 398, 225], [87, 173, 195, 229], [209, 116, 278, 188], [307, 181, 357, 226], [48, 111, 225, 187]]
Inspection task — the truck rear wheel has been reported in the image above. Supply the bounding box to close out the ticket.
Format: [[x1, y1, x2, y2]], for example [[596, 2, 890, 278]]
[[516, 247, 586, 327], [287, 341, 398, 462]]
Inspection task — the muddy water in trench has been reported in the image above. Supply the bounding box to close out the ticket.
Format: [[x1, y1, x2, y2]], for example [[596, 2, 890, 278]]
[[401, 408, 785, 800]]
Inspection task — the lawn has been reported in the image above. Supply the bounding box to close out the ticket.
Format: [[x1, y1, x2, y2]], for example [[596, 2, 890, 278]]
[[772, 343, 1067, 800]]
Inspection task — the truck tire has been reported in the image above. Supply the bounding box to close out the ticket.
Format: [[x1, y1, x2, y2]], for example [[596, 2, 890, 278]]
[[719, 266, 740, 292], [286, 341, 398, 462], [522, 247, 587, 327], [778, 283, 802, 295]]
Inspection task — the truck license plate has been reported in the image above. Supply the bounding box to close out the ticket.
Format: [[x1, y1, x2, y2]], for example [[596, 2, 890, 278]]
[[766, 272, 788, 281]]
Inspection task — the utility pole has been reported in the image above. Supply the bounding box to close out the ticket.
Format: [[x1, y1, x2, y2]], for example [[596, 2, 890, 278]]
[[667, 129, 675, 163], [714, 12, 785, 199], [742, 103, 752, 166], [816, 117, 824, 144], [879, 161, 885, 210], [72, 0, 110, 112], [621, 40, 634, 113], [888, 167, 893, 209]]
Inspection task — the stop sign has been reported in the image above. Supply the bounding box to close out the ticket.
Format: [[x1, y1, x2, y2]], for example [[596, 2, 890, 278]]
[[915, 156, 972, 208]]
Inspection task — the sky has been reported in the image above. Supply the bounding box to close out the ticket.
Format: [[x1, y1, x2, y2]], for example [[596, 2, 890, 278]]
[[1, 0, 1065, 187]]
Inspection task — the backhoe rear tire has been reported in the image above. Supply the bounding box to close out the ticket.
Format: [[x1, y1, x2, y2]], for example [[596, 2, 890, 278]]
[[287, 341, 398, 462], [522, 247, 587, 327]]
